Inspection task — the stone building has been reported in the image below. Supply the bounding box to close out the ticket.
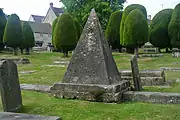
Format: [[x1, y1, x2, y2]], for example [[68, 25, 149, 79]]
[[28, 3, 64, 48], [22, 21, 52, 48]]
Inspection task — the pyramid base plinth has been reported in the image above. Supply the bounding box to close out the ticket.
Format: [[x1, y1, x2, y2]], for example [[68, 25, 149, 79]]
[[50, 80, 130, 103]]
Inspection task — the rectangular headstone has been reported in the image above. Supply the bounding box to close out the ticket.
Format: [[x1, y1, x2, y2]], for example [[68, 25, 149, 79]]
[[130, 55, 142, 91], [0, 112, 61, 120], [0, 60, 23, 112]]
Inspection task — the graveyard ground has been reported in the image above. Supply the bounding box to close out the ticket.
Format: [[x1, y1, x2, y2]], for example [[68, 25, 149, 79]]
[[1, 51, 180, 93], [1, 51, 180, 119]]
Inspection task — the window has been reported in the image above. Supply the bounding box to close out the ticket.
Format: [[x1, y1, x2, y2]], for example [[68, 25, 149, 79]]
[[48, 34, 52, 37], [40, 33, 43, 37]]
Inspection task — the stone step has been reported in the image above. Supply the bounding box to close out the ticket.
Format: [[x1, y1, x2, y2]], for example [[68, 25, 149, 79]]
[[120, 70, 165, 78], [121, 77, 165, 86], [124, 91, 180, 104], [20, 84, 51, 93]]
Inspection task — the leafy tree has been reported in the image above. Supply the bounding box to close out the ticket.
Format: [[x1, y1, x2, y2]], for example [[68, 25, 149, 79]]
[[0, 9, 7, 51], [123, 9, 148, 56], [120, 4, 147, 46], [168, 3, 180, 48], [54, 13, 77, 57], [60, 0, 126, 29], [3, 14, 23, 55], [74, 18, 83, 41], [22, 21, 35, 55], [149, 9, 173, 50], [52, 18, 58, 46], [105, 10, 123, 51]]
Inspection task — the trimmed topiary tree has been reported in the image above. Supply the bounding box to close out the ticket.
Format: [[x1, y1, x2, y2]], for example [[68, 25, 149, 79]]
[[149, 9, 173, 51], [74, 18, 83, 42], [52, 18, 58, 46], [168, 3, 180, 48], [3, 14, 23, 55], [123, 9, 148, 56], [54, 13, 77, 57], [0, 9, 7, 51], [22, 21, 35, 55], [105, 10, 123, 51], [120, 4, 147, 47]]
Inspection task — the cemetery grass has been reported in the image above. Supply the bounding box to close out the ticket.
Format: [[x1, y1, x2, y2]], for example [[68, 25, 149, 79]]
[[1, 51, 180, 93], [0, 90, 180, 120]]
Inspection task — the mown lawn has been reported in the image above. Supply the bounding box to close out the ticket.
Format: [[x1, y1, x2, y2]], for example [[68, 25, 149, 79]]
[[1, 51, 180, 92], [1, 51, 180, 119], [0, 91, 180, 120]]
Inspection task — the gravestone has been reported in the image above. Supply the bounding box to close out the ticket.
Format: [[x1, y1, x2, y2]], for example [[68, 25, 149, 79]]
[[130, 55, 142, 91], [51, 9, 130, 102], [172, 48, 180, 58], [0, 60, 23, 112], [63, 9, 121, 85]]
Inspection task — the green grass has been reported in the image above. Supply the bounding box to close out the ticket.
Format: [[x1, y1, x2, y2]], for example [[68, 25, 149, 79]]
[[1, 91, 180, 120], [1, 51, 180, 93], [1, 52, 180, 119]]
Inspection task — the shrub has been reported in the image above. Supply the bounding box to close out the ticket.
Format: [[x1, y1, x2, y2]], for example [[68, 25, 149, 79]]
[[3, 14, 23, 55], [0, 9, 7, 51], [168, 3, 180, 48], [105, 10, 123, 50], [120, 4, 147, 45], [52, 18, 58, 46], [22, 21, 35, 55], [149, 9, 173, 49], [54, 13, 77, 57], [123, 9, 148, 54], [74, 18, 83, 42]]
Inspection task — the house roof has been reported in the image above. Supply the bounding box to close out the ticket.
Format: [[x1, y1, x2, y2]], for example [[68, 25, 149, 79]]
[[31, 15, 45, 23], [22, 21, 52, 34], [52, 7, 64, 16]]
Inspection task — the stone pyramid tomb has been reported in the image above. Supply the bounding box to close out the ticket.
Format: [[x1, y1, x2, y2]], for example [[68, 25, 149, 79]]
[[50, 9, 130, 102]]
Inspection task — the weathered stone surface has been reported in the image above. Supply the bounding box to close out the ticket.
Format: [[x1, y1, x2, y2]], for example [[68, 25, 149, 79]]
[[19, 70, 36, 74], [160, 67, 180, 71], [0, 58, 30, 64], [141, 54, 163, 57], [51, 80, 130, 102], [120, 70, 166, 86], [172, 48, 180, 58], [0, 60, 23, 112], [0, 112, 61, 120], [20, 84, 51, 93], [62, 9, 121, 85], [130, 55, 142, 91], [124, 91, 180, 104]]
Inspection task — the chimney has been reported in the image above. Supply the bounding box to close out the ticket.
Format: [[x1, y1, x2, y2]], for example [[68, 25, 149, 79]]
[[50, 3, 53, 8], [148, 15, 151, 20]]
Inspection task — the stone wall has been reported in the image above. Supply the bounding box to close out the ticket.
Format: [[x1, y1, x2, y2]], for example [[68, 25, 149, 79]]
[[34, 33, 52, 48]]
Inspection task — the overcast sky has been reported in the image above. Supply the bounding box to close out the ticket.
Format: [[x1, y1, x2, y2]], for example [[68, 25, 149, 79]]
[[0, 0, 180, 20]]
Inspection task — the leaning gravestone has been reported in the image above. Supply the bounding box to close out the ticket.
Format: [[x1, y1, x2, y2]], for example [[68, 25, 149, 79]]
[[131, 55, 142, 91], [51, 9, 130, 102], [0, 60, 23, 112]]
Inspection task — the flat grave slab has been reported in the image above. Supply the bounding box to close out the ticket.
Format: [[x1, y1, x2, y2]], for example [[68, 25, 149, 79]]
[[0, 112, 61, 120]]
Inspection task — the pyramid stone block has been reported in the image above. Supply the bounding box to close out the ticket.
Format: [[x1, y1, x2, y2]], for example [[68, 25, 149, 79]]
[[63, 9, 121, 85]]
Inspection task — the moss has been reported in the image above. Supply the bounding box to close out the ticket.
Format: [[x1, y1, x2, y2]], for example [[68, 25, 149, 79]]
[[168, 3, 180, 48], [123, 9, 148, 48], [90, 89, 105, 102], [120, 4, 147, 46], [149, 9, 173, 49], [105, 10, 123, 49]]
